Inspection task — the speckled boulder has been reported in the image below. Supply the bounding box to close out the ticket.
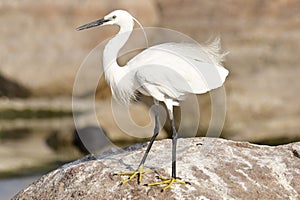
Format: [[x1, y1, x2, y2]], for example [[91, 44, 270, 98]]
[[13, 137, 300, 199]]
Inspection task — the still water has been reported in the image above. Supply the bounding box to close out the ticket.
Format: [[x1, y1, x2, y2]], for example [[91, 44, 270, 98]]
[[0, 175, 40, 199], [0, 98, 82, 198]]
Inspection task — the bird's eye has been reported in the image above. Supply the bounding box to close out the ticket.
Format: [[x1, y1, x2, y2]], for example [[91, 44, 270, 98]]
[[112, 15, 116, 19]]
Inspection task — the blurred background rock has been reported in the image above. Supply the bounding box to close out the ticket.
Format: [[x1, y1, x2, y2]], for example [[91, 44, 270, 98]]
[[0, 0, 299, 198]]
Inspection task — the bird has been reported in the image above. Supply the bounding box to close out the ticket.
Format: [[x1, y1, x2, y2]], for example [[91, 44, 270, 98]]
[[76, 10, 229, 191]]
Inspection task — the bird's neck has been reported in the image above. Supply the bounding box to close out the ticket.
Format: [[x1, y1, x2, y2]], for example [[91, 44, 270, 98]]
[[102, 25, 132, 71], [102, 19, 135, 104]]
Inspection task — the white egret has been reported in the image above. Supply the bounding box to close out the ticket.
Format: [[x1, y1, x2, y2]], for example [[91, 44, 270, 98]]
[[76, 10, 229, 191]]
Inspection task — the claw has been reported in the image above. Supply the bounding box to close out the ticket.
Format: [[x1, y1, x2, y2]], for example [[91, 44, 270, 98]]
[[116, 165, 152, 185], [146, 177, 190, 191]]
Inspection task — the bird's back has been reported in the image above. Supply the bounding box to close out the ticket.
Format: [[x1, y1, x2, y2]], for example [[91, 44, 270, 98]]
[[126, 39, 229, 103], [127, 38, 226, 67]]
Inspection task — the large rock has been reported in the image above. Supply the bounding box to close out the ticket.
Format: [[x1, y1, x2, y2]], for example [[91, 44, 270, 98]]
[[13, 137, 300, 199], [0, 73, 30, 98]]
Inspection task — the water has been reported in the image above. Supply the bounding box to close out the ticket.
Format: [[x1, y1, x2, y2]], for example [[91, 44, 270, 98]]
[[0, 98, 81, 197], [0, 175, 40, 199]]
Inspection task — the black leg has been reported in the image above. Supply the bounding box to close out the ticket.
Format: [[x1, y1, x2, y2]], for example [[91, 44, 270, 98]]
[[170, 114, 177, 178], [138, 101, 159, 167], [117, 101, 160, 185], [146, 102, 189, 191]]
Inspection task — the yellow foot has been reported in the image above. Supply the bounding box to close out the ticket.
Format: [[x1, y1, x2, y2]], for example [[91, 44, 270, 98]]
[[115, 165, 152, 185], [146, 176, 190, 192]]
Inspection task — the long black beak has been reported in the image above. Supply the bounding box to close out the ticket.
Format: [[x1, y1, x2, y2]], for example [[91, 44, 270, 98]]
[[76, 18, 110, 31]]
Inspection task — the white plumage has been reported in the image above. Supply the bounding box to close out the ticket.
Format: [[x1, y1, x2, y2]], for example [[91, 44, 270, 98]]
[[104, 37, 228, 106], [130, 41, 228, 104], [77, 10, 228, 106], [76, 9, 229, 190]]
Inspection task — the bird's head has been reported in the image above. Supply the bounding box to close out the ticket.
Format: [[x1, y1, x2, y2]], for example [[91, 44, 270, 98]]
[[76, 10, 133, 31]]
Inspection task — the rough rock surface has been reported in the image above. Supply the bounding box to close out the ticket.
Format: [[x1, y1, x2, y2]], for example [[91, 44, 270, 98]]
[[14, 138, 300, 199]]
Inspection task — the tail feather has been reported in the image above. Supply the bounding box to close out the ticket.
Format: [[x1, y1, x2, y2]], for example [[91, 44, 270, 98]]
[[203, 37, 228, 65]]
